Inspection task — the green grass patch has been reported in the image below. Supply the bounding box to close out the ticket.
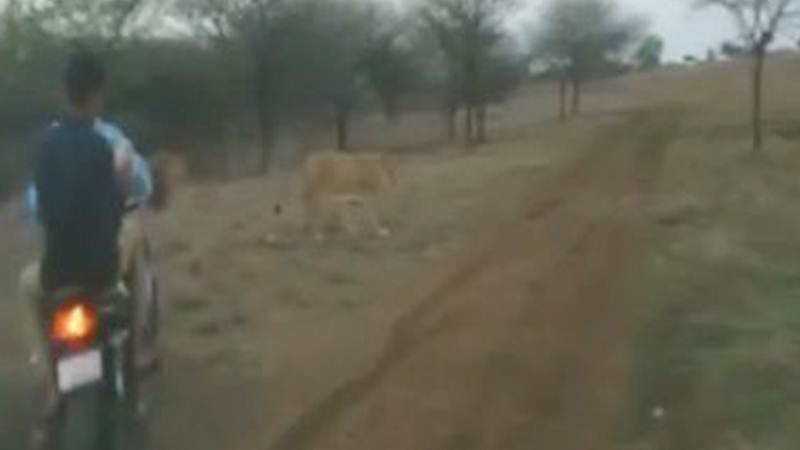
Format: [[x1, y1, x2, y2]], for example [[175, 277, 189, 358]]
[[626, 129, 800, 450]]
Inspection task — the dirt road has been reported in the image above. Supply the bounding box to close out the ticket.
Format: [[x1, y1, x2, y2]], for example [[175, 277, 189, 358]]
[[266, 109, 681, 450], [0, 107, 681, 450]]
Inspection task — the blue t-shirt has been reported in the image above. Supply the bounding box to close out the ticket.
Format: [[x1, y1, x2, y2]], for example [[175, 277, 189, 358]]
[[35, 116, 126, 289]]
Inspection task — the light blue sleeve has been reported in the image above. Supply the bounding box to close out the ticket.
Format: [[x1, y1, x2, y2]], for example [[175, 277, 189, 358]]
[[95, 120, 153, 202], [25, 183, 40, 224], [132, 152, 153, 201]]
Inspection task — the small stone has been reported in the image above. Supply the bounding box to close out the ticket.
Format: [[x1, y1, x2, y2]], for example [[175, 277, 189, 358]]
[[273, 311, 291, 323], [424, 246, 444, 261]]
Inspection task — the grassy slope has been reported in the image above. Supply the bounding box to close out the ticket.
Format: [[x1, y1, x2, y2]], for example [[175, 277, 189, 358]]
[[626, 56, 800, 450]]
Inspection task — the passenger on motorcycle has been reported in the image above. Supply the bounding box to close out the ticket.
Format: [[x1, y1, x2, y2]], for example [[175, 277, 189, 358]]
[[19, 50, 154, 418]]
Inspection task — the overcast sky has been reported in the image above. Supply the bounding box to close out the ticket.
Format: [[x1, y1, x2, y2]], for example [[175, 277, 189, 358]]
[[515, 0, 738, 61], [390, 0, 798, 61]]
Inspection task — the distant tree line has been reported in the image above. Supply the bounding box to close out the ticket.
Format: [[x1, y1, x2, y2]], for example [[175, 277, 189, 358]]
[[0, 0, 658, 194], [531, 0, 648, 120]]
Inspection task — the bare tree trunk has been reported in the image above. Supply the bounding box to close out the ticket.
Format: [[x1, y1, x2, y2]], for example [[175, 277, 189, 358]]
[[464, 105, 474, 149], [257, 116, 272, 174], [446, 105, 457, 141], [571, 77, 581, 116], [558, 77, 568, 121], [255, 81, 272, 175], [336, 108, 349, 151], [476, 104, 487, 143], [752, 49, 765, 154], [251, 58, 276, 175]]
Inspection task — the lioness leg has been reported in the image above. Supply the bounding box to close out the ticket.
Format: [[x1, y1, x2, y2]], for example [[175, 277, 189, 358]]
[[303, 192, 325, 240], [361, 197, 390, 238]]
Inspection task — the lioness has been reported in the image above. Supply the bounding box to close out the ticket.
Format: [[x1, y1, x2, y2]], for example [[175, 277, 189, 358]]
[[302, 151, 395, 238], [149, 152, 188, 211]]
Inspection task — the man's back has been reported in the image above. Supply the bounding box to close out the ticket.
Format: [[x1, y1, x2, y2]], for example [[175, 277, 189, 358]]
[[35, 117, 124, 290]]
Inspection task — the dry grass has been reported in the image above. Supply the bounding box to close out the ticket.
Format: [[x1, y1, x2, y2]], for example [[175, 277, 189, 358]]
[[625, 56, 800, 450], [132, 111, 607, 448]]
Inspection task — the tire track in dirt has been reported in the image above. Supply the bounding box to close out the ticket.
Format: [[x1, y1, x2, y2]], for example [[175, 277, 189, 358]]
[[268, 107, 682, 450], [263, 246, 496, 450]]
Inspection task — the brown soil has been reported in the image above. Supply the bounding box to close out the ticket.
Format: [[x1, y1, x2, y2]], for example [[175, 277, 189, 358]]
[[0, 103, 682, 450], [265, 108, 682, 450]]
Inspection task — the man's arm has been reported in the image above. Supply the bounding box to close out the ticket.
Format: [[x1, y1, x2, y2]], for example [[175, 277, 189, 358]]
[[25, 184, 39, 223], [95, 120, 153, 203], [25, 123, 60, 225], [115, 149, 135, 198]]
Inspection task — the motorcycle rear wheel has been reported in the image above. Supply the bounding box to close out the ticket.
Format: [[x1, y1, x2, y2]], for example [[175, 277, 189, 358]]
[[48, 343, 138, 450], [49, 386, 105, 450]]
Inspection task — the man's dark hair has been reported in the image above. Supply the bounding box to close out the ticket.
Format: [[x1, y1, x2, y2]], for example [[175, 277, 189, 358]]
[[64, 50, 106, 106]]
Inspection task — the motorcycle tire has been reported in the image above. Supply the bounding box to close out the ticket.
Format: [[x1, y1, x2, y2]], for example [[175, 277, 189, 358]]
[[49, 386, 106, 450]]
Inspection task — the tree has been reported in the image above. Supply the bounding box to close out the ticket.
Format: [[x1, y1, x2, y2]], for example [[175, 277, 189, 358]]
[[361, 27, 418, 120], [176, 0, 414, 157], [696, 0, 800, 154], [178, 0, 313, 171], [546, 60, 571, 121], [422, 0, 521, 147], [175, 0, 240, 44], [473, 45, 527, 141], [635, 35, 664, 70], [20, 0, 156, 53], [309, 1, 387, 151], [721, 40, 749, 58], [231, 0, 300, 171], [109, 40, 234, 162], [532, 0, 644, 117]]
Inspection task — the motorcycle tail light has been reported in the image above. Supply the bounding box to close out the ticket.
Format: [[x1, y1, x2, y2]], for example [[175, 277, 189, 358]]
[[51, 300, 99, 350]]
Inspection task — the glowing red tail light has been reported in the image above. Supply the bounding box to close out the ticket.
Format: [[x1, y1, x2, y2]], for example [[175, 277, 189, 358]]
[[51, 300, 99, 349]]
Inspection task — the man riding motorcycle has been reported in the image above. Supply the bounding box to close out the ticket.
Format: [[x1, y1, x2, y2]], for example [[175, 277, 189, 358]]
[[20, 50, 156, 421]]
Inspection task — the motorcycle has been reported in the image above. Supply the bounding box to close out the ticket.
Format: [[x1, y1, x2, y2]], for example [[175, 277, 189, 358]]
[[43, 203, 160, 450]]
